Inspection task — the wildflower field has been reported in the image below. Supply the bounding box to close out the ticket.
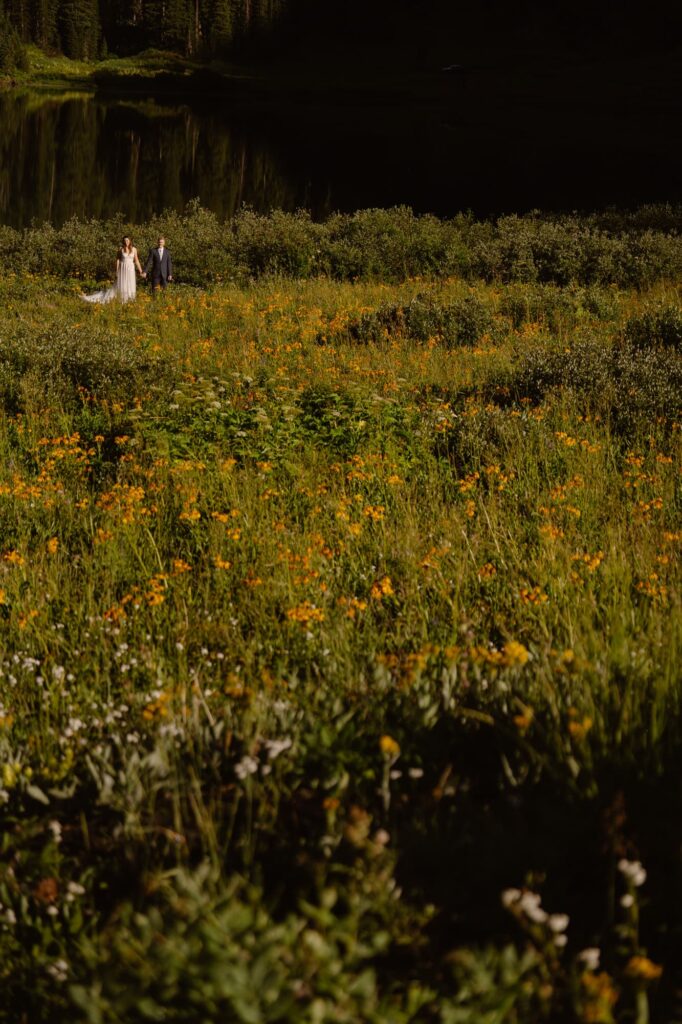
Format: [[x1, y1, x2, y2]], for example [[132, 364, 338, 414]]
[[0, 207, 681, 1022]]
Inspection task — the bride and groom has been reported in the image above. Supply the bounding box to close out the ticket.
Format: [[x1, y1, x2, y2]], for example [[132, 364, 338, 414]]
[[82, 236, 173, 304]]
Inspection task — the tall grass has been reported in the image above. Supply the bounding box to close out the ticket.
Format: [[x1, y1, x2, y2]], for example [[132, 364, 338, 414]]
[[0, 265, 680, 1021]]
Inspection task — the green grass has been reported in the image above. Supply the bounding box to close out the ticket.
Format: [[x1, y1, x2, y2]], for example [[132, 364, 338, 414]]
[[2, 44, 261, 94], [2, 44, 228, 91], [0, 259, 680, 1021]]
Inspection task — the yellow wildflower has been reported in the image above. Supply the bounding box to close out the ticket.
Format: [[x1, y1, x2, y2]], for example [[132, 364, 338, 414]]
[[568, 715, 593, 741], [625, 956, 663, 981], [371, 576, 394, 600], [3, 550, 25, 566], [380, 735, 400, 758], [503, 641, 530, 667], [287, 601, 325, 625], [179, 508, 201, 522], [363, 505, 386, 521]]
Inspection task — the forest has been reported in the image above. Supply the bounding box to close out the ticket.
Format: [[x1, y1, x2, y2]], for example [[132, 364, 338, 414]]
[[2, 0, 681, 67]]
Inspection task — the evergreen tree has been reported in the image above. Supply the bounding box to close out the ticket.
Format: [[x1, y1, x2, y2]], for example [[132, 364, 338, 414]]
[[161, 0, 192, 53], [58, 0, 99, 58], [0, 0, 27, 68], [33, 0, 59, 49], [4, 0, 31, 39]]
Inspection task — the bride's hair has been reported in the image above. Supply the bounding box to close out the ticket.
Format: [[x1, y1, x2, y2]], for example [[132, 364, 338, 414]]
[[121, 236, 132, 253]]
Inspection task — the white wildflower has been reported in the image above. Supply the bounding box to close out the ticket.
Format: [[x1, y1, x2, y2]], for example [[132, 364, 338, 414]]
[[46, 959, 69, 982], [578, 948, 601, 971], [235, 755, 259, 780], [617, 858, 647, 887], [264, 738, 293, 760], [518, 890, 548, 924], [48, 820, 63, 843], [501, 888, 522, 908]]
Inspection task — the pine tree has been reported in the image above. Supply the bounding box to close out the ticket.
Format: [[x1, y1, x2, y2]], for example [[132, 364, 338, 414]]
[[203, 0, 233, 55], [33, 0, 59, 49], [0, 0, 27, 68], [58, 0, 99, 58], [160, 0, 192, 52]]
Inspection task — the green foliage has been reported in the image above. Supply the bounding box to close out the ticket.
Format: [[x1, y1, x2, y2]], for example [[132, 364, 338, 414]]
[[57, 0, 98, 60], [0, 5, 28, 70], [499, 283, 620, 331], [334, 293, 495, 348], [624, 301, 682, 351], [66, 863, 433, 1024], [508, 336, 682, 429], [0, 319, 175, 411], [1, 204, 680, 290], [231, 208, 323, 278]]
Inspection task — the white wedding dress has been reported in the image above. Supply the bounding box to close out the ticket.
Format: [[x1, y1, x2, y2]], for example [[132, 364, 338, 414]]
[[82, 249, 138, 304]]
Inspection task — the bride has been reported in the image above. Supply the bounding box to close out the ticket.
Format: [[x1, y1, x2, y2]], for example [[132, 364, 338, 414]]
[[82, 237, 143, 304]]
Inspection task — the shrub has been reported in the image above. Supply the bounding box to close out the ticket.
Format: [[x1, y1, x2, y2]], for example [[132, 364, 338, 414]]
[[0, 320, 175, 412], [338, 293, 495, 348], [0, 204, 680, 287], [506, 336, 682, 429], [231, 208, 322, 278], [624, 301, 682, 351], [443, 294, 495, 346], [499, 283, 621, 331]]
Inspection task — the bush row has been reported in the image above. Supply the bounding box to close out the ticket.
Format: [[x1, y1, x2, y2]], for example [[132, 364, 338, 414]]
[[320, 291, 681, 355], [1, 201, 681, 287]]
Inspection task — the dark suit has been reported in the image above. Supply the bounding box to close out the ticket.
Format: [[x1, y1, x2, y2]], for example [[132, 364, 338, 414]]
[[145, 247, 173, 291]]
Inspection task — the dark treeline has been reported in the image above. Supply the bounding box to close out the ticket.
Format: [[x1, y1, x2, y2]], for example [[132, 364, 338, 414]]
[[2, 0, 681, 66], [1, 0, 288, 62]]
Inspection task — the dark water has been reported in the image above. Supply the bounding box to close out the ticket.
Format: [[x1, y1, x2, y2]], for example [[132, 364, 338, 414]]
[[1, 73, 681, 228]]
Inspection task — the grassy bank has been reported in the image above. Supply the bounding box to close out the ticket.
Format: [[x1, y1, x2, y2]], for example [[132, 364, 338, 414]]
[[0, 244, 680, 1020], [2, 44, 252, 94]]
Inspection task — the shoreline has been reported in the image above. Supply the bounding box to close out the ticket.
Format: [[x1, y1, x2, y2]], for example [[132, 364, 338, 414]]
[[4, 42, 681, 108]]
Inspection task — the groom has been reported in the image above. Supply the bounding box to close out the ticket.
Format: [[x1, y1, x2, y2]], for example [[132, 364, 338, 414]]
[[143, 236, 173, 293]]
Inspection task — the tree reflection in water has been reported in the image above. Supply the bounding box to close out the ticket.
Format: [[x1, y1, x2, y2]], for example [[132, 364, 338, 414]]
[[1, 82, 680, 228], [0, 92, 304, 228]]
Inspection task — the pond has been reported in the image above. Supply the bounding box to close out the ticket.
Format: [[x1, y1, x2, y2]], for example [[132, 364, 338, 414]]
[[1, 77, 680, 228]]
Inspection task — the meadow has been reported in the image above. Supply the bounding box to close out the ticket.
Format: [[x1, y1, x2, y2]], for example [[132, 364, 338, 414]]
[[0, 207, 681, 1022]]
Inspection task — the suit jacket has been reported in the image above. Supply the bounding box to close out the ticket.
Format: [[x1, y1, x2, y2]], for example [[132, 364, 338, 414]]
[[145, 247, 172, 281]]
